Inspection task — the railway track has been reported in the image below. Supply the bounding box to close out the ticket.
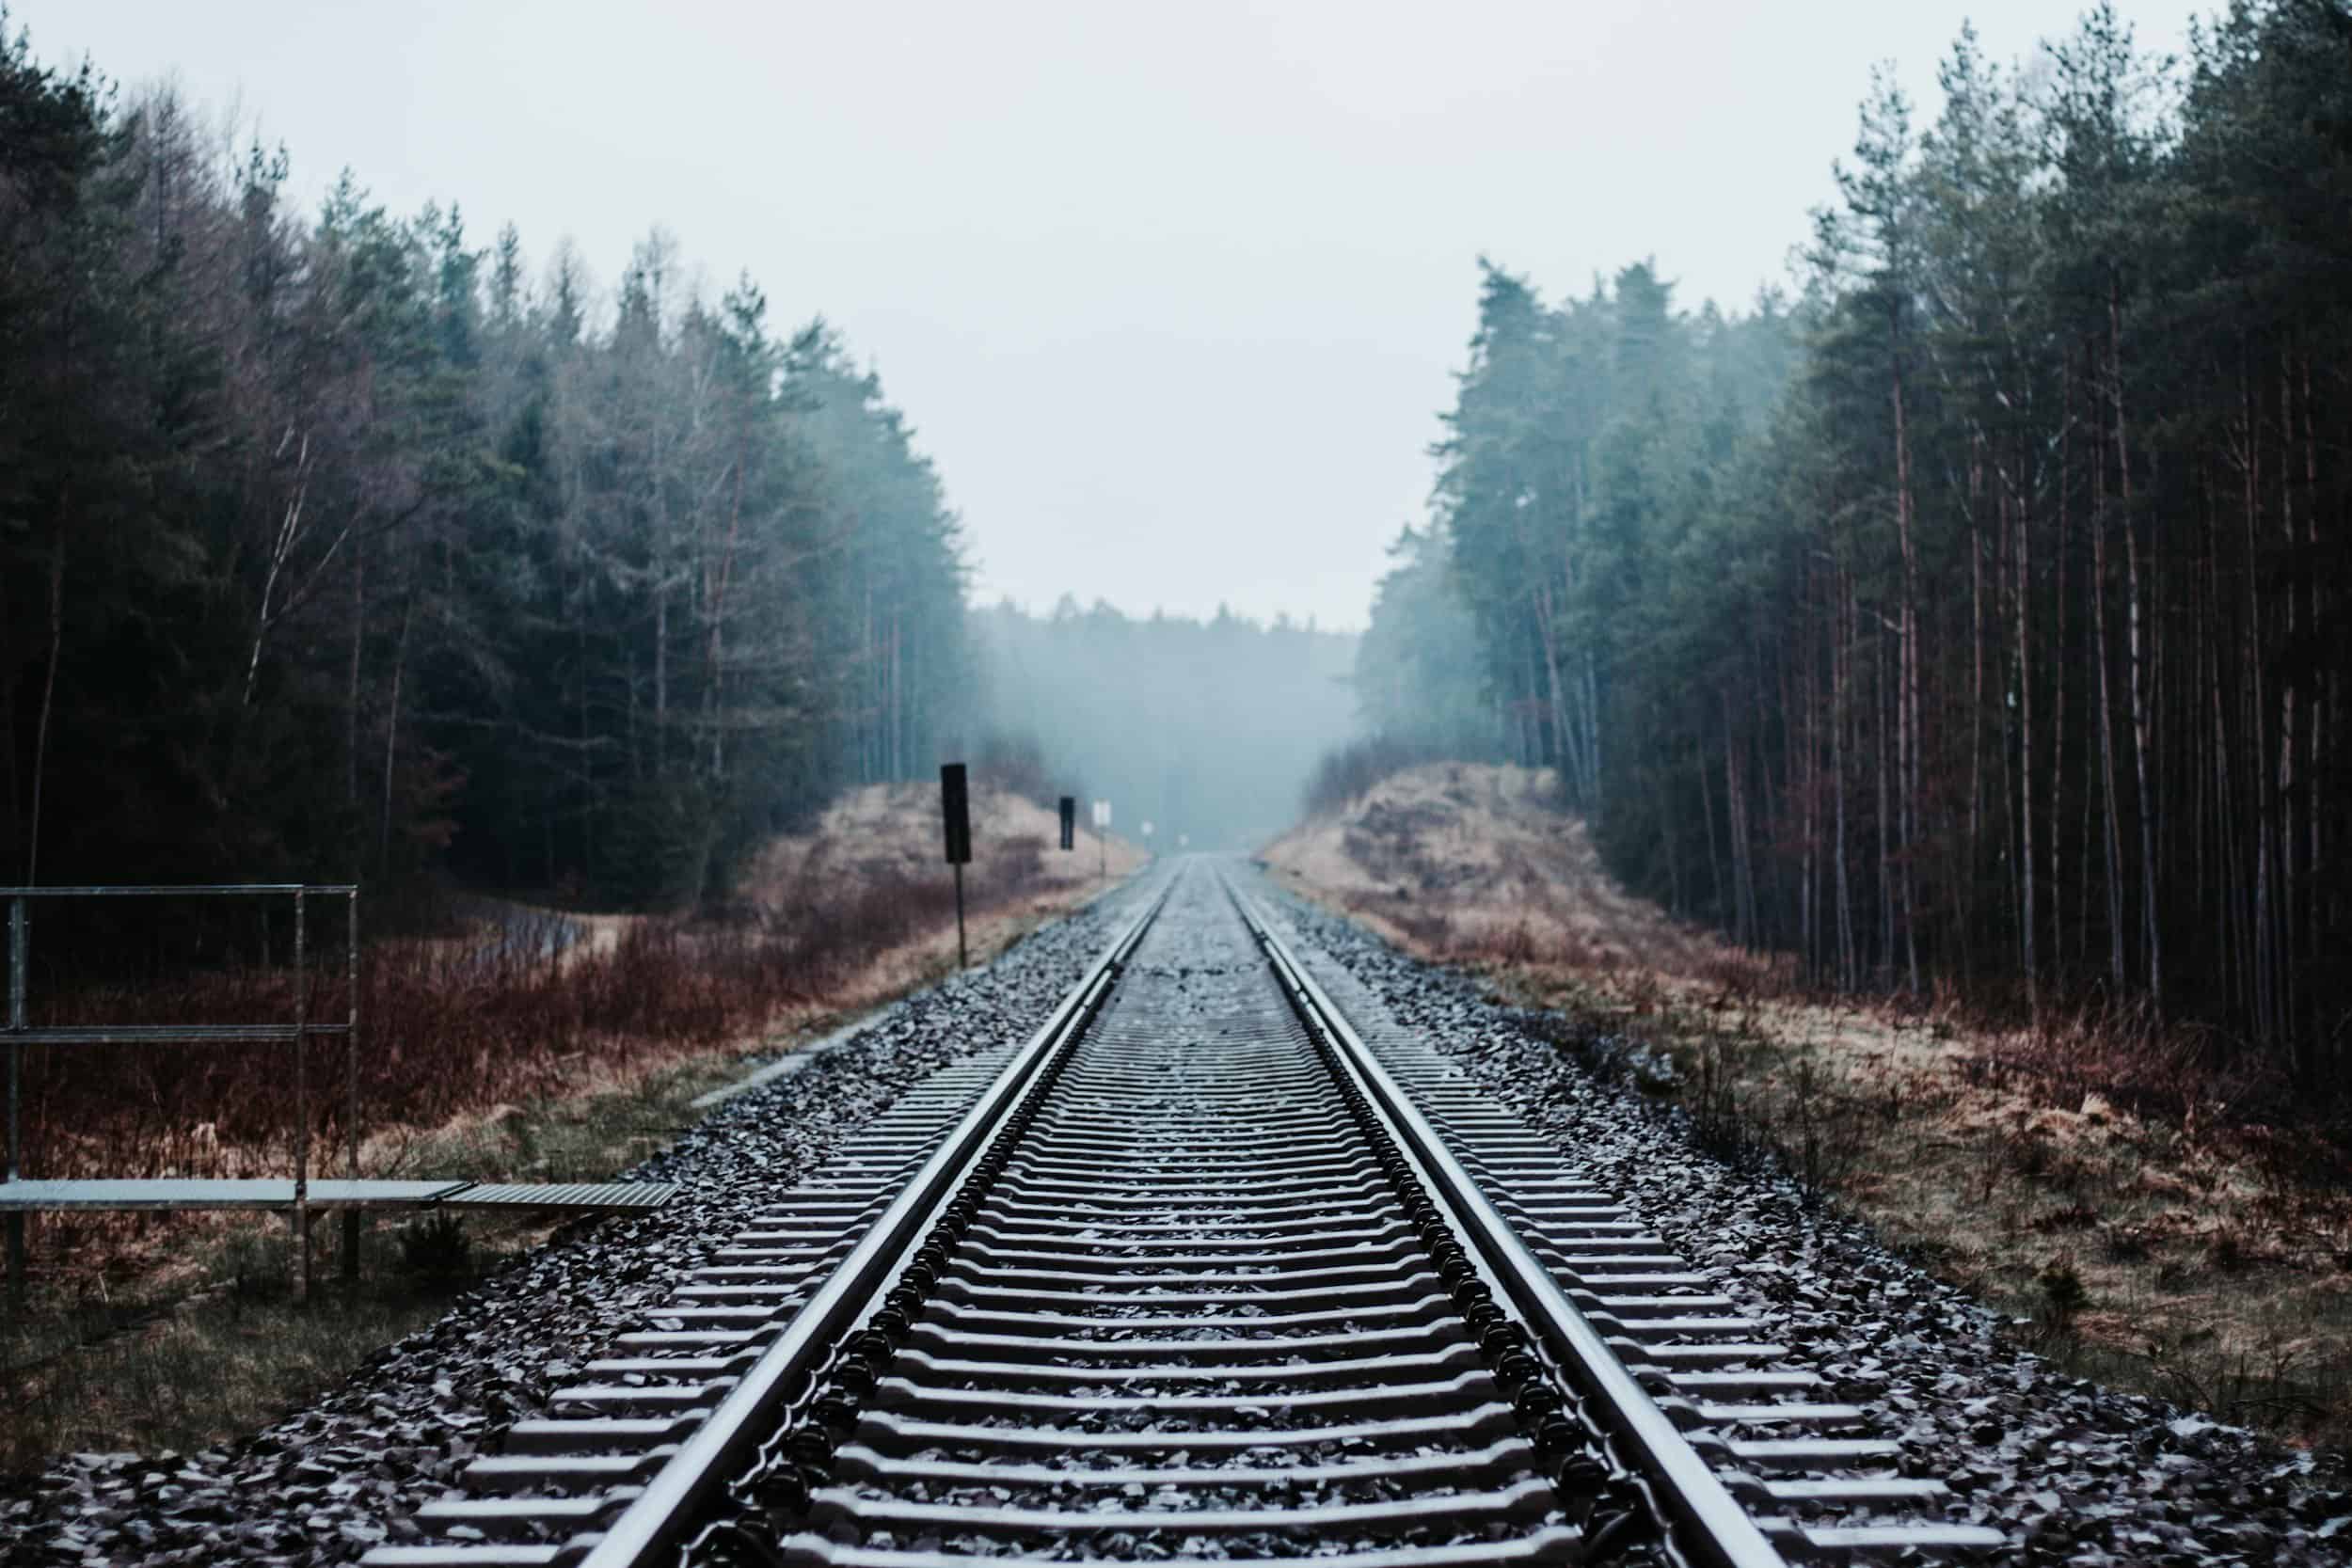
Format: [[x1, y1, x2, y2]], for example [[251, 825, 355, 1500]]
[[370, 863, 2001, 1568]]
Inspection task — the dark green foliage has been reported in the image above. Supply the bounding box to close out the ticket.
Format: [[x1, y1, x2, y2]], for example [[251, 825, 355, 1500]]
[[1353, 526, 1501, 759], [2039, 1259, 2092, 1327], [1369, 1, 2352, 1083], [0, 27, 966, 909], [397, 1212, 472, 1282]]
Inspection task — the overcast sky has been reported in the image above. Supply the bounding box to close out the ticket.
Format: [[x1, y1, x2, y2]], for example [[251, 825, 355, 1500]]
[[16, 1, 2189, 631]]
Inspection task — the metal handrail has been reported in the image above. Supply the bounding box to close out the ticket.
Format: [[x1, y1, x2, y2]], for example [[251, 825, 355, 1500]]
[[7, 1024, 354, 1044], [0, 884, 358, 896], [4, 882, 362, 1303], [1230, 881, 1789, 1568]]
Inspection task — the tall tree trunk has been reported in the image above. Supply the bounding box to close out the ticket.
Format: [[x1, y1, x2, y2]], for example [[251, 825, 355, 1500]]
[[653, 580, 669, 770], [378, 594, 414, 876], [2094, 342, 2128, 994], [0, 548, 20, 882], [2298, 350, 2322, 1062], [1890, 296, 1923, 995], [24, 526, 66, 886], [706, 431, 745, 784], [2052, 356, 2072, 977], [2016, 469, 2037, 1012], [244, 432, 310, 711], [1581, 650, 1603, 816], [1786, 584, 1811, 974], [1877, 622, 1896, 984], [1534, 581, 1588, 810], [2242, 359, 2277, 1045], [1697, 715, 1725, 925], [1834, 577, 1856, 990], [1970, 439, 1986, 863], [347, 543, 366, 815], [2114, 274, 2160, 1013], [1721, 693, 1755, 949]]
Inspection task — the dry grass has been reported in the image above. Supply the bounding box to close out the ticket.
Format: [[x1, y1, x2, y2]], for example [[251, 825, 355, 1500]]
[[1, 781, 1139, 1473], [16, 784, 1135, 1190], [1267, 762, 2352, 1452], [1263, 761, 1774, 990], [2, 1210, 556, 1471]]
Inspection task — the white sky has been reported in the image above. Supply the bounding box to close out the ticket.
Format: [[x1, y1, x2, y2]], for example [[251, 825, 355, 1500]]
[[15, 1, 2189, 632]]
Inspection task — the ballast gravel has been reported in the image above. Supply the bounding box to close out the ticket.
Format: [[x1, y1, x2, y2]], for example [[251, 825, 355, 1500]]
[[1251, 872, 2352, 1568], [0, 885, 1150, 1568], [8, 863, 2349, 1567]]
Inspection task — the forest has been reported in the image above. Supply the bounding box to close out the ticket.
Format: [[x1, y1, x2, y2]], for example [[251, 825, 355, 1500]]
[[1362, 0, 2350, 1081], [977, 599, 1357, 850], [0, 29, 969, 910]]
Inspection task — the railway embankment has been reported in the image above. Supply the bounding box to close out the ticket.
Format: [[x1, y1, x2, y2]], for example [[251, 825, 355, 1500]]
[[1263, 761, 2352, 1463], [5, 854, 2345, 1564]]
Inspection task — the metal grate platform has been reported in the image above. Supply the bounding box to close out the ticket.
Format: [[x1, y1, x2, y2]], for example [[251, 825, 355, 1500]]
[[441, 1181, 679, 1212]]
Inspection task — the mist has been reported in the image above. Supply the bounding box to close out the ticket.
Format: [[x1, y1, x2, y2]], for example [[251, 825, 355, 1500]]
[[974, 600, 1358, 852]]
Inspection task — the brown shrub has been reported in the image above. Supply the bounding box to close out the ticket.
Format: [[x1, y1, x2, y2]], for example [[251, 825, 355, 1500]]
[[11, 854, 1052, 1185]]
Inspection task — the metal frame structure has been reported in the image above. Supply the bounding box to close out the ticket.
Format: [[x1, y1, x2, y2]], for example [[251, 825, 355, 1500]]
[[3, 883, 360, 1303]]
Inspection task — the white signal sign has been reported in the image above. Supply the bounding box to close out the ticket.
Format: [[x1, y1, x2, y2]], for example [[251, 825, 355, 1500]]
[[1091, 800, 1110, 829]]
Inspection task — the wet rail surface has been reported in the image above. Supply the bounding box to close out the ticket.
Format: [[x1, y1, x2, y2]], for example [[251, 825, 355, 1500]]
[[369, 863, 1999, 1568]]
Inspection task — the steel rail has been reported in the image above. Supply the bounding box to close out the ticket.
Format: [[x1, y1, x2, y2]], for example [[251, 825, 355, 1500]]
[[573, 880, 1172, 1568], [1227, 879, 1790, 1568]]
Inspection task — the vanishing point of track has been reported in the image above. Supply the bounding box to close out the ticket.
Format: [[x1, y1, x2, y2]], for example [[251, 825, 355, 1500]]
[[370, 863, 2002, 1568]]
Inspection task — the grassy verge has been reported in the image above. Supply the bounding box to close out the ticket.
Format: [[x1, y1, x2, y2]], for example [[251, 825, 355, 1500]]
[[1511, 968, 2352, 1450], [4, 1212, 543, 1468]]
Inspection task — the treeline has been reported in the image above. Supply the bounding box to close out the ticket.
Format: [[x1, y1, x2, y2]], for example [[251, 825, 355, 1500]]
[[0, 28, 965, 908], [1368, 2, 2350, 1077], [978, 598, 1357, 849]]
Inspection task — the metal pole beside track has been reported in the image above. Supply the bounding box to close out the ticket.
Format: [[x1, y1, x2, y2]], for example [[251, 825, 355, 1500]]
[[7, 896, 24, 1307], [342, 888, 360, 1284], [292, 888, 309, 1304]]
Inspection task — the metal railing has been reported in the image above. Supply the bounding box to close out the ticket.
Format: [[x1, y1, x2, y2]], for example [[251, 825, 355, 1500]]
[[3, 884, 360, 1302]]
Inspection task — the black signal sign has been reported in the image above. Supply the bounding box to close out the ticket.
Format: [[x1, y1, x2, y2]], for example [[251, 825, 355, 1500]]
[[941, 764, 972, 865], [1058, 796, 1076, 851]]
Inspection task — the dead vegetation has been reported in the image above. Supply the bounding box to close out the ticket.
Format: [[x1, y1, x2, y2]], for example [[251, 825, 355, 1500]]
[[1264, 761, 2352, 1453], [16, 784, 1130, 1190], [2, 781, 1139, 1473]]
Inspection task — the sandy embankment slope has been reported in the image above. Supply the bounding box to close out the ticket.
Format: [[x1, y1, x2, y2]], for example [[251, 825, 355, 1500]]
[[1260, 761, 1750, 985]]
